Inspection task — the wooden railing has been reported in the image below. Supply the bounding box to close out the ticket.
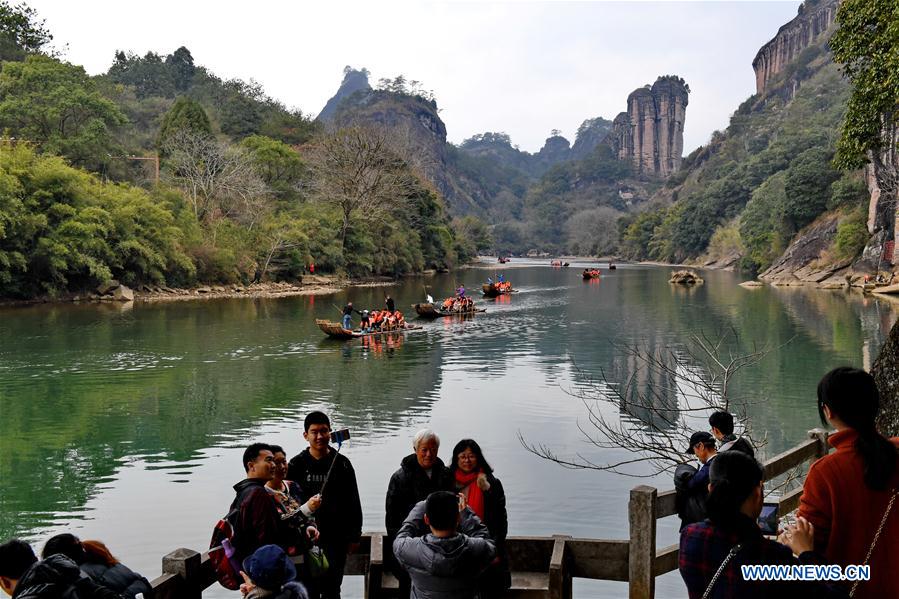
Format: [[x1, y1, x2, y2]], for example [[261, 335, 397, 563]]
[[148, 429, 830, 599]]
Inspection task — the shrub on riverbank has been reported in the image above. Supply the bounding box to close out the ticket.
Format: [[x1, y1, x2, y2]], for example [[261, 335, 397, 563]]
[[0, 145, 194, 297]]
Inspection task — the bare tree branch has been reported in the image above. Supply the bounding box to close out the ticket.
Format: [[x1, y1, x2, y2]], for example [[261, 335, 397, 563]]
[[520, 330, 783, 477]]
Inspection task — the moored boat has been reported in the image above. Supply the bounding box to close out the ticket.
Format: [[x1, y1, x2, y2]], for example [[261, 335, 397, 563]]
[[315, 319, 420, 339]]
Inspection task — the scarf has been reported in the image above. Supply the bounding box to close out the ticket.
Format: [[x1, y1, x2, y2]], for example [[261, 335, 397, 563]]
[[455, 469, 486, 521]]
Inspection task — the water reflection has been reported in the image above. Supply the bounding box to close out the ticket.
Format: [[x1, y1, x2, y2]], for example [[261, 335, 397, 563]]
[[0, 264, 896, 599]]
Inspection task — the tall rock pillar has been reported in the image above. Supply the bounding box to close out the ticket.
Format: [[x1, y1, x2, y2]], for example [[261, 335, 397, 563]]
[[610, 76, 689, 178]]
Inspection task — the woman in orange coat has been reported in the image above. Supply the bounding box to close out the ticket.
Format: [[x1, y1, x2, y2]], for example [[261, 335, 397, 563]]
[[798, 367, 899, 599]]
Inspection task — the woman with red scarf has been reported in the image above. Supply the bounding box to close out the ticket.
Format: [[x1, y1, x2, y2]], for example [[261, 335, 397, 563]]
[[450, 439, 510, 597]]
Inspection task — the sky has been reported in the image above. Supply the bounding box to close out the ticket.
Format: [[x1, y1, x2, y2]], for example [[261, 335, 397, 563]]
[[27, 0, 802, 154]]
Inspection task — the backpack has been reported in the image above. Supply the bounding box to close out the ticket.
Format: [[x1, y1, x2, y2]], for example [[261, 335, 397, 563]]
[[209, 490, 251, 590]]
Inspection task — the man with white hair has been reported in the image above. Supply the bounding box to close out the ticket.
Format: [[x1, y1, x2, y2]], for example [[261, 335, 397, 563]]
[[385, 429, 454, 599]]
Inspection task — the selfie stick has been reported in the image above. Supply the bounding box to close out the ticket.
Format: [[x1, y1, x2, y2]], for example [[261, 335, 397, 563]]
[[318, 432, 348, 498]]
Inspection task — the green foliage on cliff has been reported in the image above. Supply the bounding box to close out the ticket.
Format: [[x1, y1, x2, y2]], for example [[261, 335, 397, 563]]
[[835, 207, 869, 260], [830, 0, 899, 168], [623, 55, 852, 270]]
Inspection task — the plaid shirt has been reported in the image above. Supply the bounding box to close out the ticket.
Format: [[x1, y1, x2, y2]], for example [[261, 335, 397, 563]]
[[679, 518, 849, 599]]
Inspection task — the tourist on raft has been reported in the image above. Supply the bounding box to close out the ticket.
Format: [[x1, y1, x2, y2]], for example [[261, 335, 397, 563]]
[[354, 308, 371, 332], [341, 303, 353, 330], [456, 285, 466, 298], [385, 295, 396, 313], [797, 367, 899, 599], [449, 439, 511, 596], [385, 429, 454, 599], [41, 534, 151, 599], [679, 451, 849, 599]]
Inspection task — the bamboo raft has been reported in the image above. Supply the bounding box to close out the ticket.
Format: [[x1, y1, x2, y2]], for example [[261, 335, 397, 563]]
[[582, 270, 601, 279], [315, 319, 420, 339], [411, 302, 486, 319], [482, 283, 515, 297]]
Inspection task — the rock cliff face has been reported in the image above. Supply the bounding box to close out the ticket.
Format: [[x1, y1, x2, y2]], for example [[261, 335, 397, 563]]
[[865, 121, 899, 266], [611, 76, 689, 177], [316, 67, 372, 122], [752, 0, 839, 96], [873, 318, 899, 436]]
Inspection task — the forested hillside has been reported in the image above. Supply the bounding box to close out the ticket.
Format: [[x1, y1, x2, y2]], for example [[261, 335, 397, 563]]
[[0, 3, 488, 299]]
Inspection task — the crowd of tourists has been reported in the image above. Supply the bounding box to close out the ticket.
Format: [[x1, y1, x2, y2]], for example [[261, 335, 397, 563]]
[[675, 367, 898, 599], [1, 367, 896, 599]]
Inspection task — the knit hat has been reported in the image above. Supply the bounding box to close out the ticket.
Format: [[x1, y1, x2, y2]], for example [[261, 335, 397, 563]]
[[242, 545, 296, 591]]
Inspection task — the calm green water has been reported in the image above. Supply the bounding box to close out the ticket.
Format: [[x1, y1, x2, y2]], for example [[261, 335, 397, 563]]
[[1, 262, 896, 597]]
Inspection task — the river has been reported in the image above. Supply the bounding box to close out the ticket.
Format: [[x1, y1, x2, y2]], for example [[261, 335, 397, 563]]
[[1, 261, 896, 597]]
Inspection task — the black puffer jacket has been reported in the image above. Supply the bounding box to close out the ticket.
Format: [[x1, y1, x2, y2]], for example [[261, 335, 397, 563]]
[[385, 454, 453, 540], [80, 561, 152, 599], [12, 555, 123, 599], [674, 462, 708, 531]]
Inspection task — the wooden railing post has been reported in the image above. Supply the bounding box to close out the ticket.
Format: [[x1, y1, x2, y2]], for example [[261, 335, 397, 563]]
[[629, 485, 658, 599], [549, 535, 572, 599], [808, 428, 830, 459], [366, 532, 384, 599], [161, 548, 202, 599]]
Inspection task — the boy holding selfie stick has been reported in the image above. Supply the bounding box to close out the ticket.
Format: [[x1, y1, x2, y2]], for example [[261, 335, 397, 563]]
[[287, 412, 362, 599]]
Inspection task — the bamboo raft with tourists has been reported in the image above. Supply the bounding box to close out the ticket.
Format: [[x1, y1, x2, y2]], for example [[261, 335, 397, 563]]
[[315, 319, 420, 339], [582, 268, 601, 279], [482, 281, 514, 297], [412, 298, 485, 319]]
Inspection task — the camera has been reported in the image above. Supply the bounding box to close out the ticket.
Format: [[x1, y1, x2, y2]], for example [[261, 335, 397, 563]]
[[330, 428, 351, 444]]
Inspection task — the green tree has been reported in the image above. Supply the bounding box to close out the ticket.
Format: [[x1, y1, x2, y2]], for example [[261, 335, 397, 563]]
[[165, 46, 195, 92], [0, 55, 126, 167], [107, 50, 176, 99], [0, 0, 52, 61], [830, 0, 899, 168], [782, 148, 840, 231], [827, 173, 869, 210], [834, 209, 870, 260], [240, 135, 306, 200], [156, 95, 211, 151]]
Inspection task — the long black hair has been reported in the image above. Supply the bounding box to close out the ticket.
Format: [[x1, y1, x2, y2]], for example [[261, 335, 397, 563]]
[[449, 438, 494, 474], [42, 533, 85, 563], [706, 451, 764, 537], [818, 367, 897, 490]]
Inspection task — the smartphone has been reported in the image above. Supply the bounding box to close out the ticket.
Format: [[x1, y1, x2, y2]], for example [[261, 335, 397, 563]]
[[758, 502, 778, 535], [330, 428, 351, 444]]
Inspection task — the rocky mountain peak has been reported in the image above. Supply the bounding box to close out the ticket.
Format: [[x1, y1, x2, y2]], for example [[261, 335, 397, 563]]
[[316, 66, 373, 122], [751, 0, 838, 95]]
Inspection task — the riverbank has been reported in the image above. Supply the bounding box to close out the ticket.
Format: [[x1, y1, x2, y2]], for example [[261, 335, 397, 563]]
[[0, 274, 410, 307]]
